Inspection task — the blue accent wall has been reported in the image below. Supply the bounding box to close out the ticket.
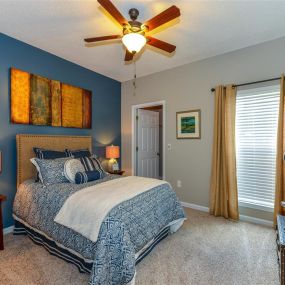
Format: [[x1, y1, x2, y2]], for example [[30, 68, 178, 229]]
[[0, 33, 121, 228]]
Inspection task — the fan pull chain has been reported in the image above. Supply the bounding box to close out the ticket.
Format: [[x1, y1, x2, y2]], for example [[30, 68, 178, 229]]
[[133, 61, 137, 96]]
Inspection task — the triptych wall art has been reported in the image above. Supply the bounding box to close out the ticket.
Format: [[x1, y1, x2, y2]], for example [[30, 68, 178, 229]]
[[10, 68, 92, 129]]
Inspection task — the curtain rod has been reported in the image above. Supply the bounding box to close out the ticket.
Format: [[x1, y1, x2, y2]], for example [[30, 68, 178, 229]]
[[210, 76, 281, 92]]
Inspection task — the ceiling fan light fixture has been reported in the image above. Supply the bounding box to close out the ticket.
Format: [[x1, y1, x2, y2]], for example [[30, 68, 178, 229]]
[[84, 1, 180, 61], [122, 33, 146, 54]]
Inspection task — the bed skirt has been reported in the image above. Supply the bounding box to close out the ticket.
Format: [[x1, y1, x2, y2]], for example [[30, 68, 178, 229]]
[[13, 218, 170, 274]]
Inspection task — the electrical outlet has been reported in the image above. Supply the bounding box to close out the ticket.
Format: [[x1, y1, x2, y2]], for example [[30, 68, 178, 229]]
[[177, 180, 182, 188], [167, 143, 172, 150]]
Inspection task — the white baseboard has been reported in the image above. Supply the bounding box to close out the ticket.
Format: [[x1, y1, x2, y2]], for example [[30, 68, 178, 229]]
[[181, 201, 209, 213], [239, 215, 273, 227], [181, 201, 273, 227], [3, 225, 14, 235]]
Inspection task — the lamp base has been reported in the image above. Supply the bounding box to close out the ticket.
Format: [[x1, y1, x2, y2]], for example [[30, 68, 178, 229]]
[[108, 159, 119, 172]]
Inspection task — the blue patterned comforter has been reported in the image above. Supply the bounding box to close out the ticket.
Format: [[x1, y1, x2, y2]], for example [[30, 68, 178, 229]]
[[13, 175, 185, 285]]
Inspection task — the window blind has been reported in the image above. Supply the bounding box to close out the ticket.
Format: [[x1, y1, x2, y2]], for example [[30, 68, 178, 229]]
[[236, 84, 280, 210]]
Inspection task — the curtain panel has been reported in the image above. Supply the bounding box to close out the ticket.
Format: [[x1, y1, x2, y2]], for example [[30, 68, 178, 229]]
[[274, 76, 285, 224], [210, 85, 239, 220]]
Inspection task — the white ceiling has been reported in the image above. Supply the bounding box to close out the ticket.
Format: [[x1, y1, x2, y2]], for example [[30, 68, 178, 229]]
[[1, 0, 285, 82]]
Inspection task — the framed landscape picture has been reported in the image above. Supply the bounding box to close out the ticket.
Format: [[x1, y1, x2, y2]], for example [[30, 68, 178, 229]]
[[176, 109, 201, 139]]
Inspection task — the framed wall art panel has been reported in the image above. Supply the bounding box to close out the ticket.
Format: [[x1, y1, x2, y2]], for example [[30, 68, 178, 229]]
[[176, 109, 201, 139], [10, 68, 92, 129]]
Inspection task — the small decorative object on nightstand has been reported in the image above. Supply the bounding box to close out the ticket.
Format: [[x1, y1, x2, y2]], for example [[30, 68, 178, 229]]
[[0, 194, 7, 250], [109, 170, 125, 176]]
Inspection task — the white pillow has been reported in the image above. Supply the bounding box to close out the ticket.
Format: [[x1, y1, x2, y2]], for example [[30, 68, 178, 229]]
[[64, 159, 85, 183]]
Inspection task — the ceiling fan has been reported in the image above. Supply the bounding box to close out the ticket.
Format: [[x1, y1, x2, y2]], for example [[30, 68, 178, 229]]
[[84, 0, 181, 61]]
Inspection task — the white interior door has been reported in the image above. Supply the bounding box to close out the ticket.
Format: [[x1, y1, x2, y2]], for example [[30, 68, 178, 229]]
[[137, 109, 159, 178]]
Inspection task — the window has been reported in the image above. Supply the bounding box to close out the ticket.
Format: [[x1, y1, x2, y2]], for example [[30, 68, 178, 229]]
[[236, 84, 280, 211]]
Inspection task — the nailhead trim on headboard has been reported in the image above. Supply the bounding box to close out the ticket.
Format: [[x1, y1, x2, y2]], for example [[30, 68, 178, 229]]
[[16, 134, 92, 188]]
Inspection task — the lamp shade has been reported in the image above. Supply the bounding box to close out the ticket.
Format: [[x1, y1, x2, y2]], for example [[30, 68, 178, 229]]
[[122, 33, 146, 54], [106, 145, 120, 159]]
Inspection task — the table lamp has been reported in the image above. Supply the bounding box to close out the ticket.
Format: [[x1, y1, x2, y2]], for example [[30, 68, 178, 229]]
[[106, 145, 120, 172]]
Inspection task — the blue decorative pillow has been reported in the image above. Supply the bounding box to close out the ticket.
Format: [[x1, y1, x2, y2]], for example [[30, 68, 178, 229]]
[[33, 148, 68, 182], [65, 149, 91, 158], [31, 157, 71, 186], [75, 170, 102, 184], [79, 156, 107, 176], [33, 148, 67, 159]]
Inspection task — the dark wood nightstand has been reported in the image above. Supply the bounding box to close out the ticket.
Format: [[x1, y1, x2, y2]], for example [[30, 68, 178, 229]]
[[109, 170, 125, 176], [0, 194, 7, 250]]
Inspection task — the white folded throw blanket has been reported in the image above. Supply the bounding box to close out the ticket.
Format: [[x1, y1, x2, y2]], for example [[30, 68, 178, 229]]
[[54, 176, 168, 242]]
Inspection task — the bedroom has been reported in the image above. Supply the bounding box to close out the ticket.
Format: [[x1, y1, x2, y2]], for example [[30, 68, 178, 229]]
[[0, 0, 285, 284]]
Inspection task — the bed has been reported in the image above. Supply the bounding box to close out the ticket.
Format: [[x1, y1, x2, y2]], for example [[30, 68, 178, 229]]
[[13, 134, 186, 285]]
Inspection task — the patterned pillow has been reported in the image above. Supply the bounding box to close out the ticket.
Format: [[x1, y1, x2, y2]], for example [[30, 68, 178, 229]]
[[33, 148, 68, 182], [64, 159, 85, 183], [33, 148, 67, 159], [65, 149, 91, 158], [31, 157, 71, 186], [79, 156, 107, 177], [75, 170, 103, 184]]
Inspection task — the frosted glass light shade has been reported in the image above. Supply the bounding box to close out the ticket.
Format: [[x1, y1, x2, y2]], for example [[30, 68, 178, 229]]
[[106, 145, 120, 159], [122, 33, 146, 53]]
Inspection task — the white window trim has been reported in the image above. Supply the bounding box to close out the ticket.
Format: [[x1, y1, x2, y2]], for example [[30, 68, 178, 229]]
[[238, 200, 274, 213]]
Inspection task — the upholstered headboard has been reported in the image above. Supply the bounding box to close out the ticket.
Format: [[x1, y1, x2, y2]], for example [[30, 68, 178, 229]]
[[16, 134, 92, 188]]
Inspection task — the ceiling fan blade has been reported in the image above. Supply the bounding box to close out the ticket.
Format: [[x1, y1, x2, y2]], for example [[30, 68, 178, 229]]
[[144, 5, 180, 32], [98, 0, 128, 26], [125, 50, 134, 61], [84, 35, 121, 43], [146, 37, 176, 53]]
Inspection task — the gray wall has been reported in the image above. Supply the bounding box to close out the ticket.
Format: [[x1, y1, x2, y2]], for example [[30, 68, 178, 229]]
[[121, 36, 285, 221]]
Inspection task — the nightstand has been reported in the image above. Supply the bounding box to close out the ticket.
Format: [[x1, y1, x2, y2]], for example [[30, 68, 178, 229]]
[[109, 170, 125, 176], [0, 194, 7, 250]]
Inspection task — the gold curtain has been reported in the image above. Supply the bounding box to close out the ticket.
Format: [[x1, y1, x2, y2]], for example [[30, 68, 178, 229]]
[[210, 85, 239, 220], [274, 76, 285, 224]]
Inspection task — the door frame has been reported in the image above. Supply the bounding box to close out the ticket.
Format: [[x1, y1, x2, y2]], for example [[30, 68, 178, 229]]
[[131, 100, 166, 179]]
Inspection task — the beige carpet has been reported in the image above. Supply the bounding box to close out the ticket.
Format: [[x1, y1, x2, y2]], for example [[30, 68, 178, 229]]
[[0, 208, 279, 285]]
